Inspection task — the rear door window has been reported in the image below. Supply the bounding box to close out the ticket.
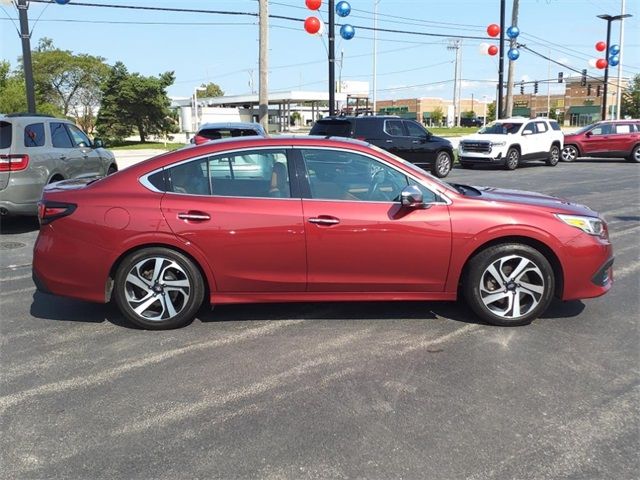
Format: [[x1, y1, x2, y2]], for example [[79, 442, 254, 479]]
[[0, 121, 11, 149], [50, 122, 74, 148], [24, 123, 45, 147], [384, 120, 405, 137]]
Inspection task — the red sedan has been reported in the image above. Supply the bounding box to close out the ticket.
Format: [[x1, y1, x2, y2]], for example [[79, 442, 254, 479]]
[[33, 137, 613, 329]]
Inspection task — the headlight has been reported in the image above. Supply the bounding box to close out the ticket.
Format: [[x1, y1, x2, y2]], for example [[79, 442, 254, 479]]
[[556, 214, 607, 237], [491, 141, 506, 147]]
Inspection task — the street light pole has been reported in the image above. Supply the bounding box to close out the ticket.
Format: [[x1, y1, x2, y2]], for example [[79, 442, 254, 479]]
[[598, 13, 631, 120], [328, 0, 336, 116], [497, 0, 506, 119], [372, 0, 381, 115]]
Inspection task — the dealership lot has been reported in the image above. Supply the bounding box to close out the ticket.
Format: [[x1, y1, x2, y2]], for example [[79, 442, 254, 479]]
[[1, 160, 638, 479]]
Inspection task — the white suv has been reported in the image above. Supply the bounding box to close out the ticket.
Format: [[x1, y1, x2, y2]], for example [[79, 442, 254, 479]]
[[458, 118, 563, 170]]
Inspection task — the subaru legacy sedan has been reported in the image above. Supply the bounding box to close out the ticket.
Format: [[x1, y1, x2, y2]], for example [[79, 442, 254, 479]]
[[33, 137, 613, 330]]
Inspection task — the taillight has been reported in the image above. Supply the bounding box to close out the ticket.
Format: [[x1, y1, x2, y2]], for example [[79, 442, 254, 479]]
[[0, 154, 29, 172], [37, 201, 77, 225]]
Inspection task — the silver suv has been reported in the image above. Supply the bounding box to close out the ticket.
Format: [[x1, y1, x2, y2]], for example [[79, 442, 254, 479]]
[[0, 114, 117, 216]]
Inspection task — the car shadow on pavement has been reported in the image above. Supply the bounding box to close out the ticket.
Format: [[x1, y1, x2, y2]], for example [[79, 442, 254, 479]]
[[30, 294, 586, 329], [0, 216, 39, 234]]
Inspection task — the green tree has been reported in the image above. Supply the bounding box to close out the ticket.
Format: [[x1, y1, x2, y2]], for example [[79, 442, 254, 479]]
[[462, 110, 476, 119], [96, 62, 176, 143], [0, 60, 60, 115], [430, 106, 444, 126], [621, 74, 640, 119], [29, 38, 109, 130], [200, 82, 224, 97], [486, 102, 497, 122]]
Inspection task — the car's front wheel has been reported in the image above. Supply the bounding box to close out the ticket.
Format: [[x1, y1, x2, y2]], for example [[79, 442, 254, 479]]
[[114, 247, 205, 330], [463, 244, 555, 326], [432, 151, 453, 178], [628, 145, 640, 163], [546, 145, 560, 166], [561, 145, 579, 162], [504, 148, 520, 170]]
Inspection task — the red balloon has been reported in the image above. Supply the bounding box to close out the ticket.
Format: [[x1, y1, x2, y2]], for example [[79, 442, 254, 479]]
[[596, 58, 608, 69], [595, 41, 606, 52], [487, 24, 500, 37], [488, 45, 498, 56], [304, 16, 321, 35], [305, 0, 322, 10]]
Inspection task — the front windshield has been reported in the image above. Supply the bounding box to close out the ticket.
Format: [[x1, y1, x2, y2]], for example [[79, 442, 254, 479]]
[[478, 122, 523, 135], [368, 144, 457, 194]]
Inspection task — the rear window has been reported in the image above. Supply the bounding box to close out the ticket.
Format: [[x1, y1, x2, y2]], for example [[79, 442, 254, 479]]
[[0, 121, 11, 149], [310, 120, 353, 137], [200, 128, 261, 140], [24, 123, 45, 147]]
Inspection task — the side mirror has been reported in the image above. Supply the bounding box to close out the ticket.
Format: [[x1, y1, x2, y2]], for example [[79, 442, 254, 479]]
[[93, 138, 104, 148], [522, 129, 534, 136], [585, 131, 592, 138], [400, 185, 425, 209]]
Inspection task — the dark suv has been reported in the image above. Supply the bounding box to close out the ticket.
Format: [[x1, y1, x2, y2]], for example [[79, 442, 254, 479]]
[[310, 116, 454, 177]]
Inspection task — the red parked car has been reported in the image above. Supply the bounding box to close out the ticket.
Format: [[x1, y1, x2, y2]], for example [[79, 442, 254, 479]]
[[33, 137, 613, 329], [562, 119, 640, 163]]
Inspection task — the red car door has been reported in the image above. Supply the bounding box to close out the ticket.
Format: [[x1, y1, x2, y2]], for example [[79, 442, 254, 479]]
[[581, 122, 613, 155], [297, 148, 452, 292], [161, 150, 307, 292]]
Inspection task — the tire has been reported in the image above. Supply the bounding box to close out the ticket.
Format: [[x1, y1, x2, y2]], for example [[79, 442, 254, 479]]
[[628, 145, 640, 163], [432, 151, 453, 178], [463, 243, 555, 326], [561, 145, 579, 162], [107, 165, 118, 175], [114, 247, 205, 330], [504, 148, 519, 170], [546, 145, 560, 166]]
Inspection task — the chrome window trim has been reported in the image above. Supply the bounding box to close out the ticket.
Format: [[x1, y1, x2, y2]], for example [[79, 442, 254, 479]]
[[139, 144, 452, 206]]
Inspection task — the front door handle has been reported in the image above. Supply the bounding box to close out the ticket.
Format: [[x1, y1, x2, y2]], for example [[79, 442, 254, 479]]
[[308, 216, 340, 226], [178, 211, 211, 222]]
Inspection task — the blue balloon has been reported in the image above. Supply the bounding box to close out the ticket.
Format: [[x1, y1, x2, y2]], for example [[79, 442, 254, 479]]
[[340, 24, 355, 40], [336, 1, 351, 17], [506, 26, 520, 39], [54, 0, 70, 3], [507, 48, 520, 61], [609, 55, 620, 67], [609, 44, 620, 55]]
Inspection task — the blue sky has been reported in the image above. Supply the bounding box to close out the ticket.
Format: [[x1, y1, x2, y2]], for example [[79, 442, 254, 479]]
[[1, 0, 638, 102]]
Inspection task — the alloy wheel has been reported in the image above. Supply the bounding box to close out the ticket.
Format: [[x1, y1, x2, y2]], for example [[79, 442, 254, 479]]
[[561, 145, 578, 162]]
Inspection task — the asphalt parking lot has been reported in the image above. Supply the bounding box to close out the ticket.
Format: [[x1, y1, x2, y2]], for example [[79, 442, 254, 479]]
[[1, 159, 638, 480]]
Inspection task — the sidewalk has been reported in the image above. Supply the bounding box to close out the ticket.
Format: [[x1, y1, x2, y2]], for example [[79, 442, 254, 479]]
[[114, 149, 166, 170]]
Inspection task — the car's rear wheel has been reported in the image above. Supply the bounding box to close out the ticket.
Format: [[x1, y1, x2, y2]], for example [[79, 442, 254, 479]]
[[463, 244, 555, 326], [546, 145, 560, 166], [561, 145, 579, 162], [628, 145, 640, 163], [504, 148, 519, 170], [432, 151, 453, 178], [114, 247, 205, 330]]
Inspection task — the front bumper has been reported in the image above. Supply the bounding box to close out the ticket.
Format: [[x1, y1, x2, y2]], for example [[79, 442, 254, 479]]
[[561, 234, 614, 301]]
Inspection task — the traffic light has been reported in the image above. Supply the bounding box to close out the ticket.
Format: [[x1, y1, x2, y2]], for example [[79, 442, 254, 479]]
[[534, 81, 539, 94], [581, 69, 587, 87], [596, 85, 601, 97], [520, 81, 524, 95], [587, 84, 592, 96], [558, 71, 563, 83]]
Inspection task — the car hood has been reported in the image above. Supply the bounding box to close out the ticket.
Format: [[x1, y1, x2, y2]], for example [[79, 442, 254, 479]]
[[473, 185, 598, 216]]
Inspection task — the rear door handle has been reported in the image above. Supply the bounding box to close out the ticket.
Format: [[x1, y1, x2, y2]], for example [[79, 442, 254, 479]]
[[178, 211, 211, 222], [385, 140, 393, 143], [308, 216, 340, 226], [59, 155, 67, 160]]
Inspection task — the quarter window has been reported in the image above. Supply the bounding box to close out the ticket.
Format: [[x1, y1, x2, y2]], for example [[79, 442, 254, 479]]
[[50, 122, 74, 148], [24, 123, 45, 147], [300, 149, 413, 202]]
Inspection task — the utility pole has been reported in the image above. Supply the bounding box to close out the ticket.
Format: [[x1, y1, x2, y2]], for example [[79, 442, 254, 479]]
[[497, 0, 506, 118], [447, 39, 462, 126], [328, 0, 336, 116], [17, 0, 36, 113], [615, 0, 626, 119], [258, 0, 269, 130], [505, 0, 519, 118]]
